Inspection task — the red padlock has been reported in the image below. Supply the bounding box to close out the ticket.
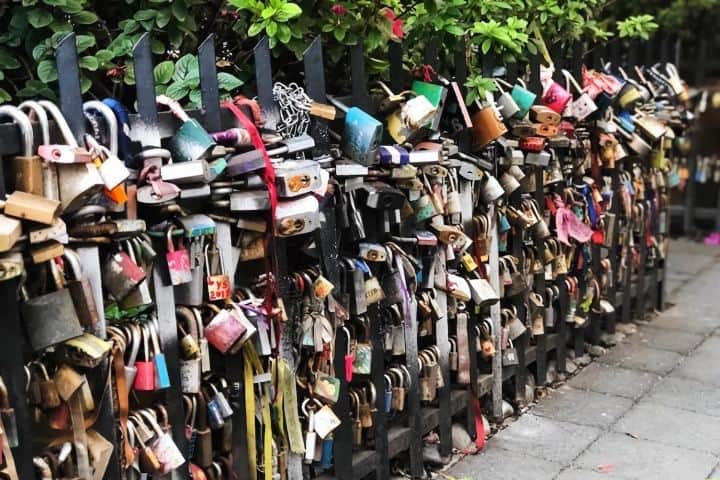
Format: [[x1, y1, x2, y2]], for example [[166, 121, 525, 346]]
[[165, 225, 192, 286], [133, 325, 155, 391], [204, 305, 247, 354]]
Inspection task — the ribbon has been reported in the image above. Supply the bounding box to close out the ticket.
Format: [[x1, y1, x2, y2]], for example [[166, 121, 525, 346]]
[[223, 100, 279, 316], [111, 344, 135, 467], [471, 396, 485, 450], [139, 164, 180, 197], [102, 98, 133, 167], [277, 359, 305, 455], [556, 205, 592, 245]]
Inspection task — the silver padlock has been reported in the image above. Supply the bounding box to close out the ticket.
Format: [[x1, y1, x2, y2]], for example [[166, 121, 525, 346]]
[[274, 160, 322, 198]]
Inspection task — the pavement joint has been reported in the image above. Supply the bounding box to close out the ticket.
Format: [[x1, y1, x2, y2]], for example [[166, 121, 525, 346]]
[[446, 243, 720, 480]]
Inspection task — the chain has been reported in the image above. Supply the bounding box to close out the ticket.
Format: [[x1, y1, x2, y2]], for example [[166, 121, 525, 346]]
[[273, 82, 311, 139]]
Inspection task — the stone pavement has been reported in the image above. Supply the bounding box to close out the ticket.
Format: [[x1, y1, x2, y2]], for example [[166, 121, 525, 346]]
[[445, 239, 720, 480]]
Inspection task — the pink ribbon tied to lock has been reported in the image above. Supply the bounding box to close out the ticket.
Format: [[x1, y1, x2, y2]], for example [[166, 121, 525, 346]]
[[555, 202, 592, 246]]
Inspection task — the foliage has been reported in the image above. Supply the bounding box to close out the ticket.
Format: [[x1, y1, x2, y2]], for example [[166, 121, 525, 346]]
[[617, 15, 659, 40], [0, 0, 663, 106]]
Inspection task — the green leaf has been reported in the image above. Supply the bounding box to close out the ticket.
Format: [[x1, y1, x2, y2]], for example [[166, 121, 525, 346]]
[[120, 19, 139, 33], [153, 60, 174, 84], [156, 8, 171, 28], [0, 48, 21, 69], [37, 59, 58, 82], [333, 28, 346, 42], [481, 38, 492, 54], [188, 89, 202, 107], [75, 34, 96, 53], [151, 39, 166, 54], [166, 82, 189, 100], [72, 11, 98, 24], [0, 88, 11, 104], [61, 0, 83, 14], [134, 10, 156, 21], [266, 20, 277, 37], [445, 25, 464, 36], [260, 7, 276, 19], [171, 1, 187, 20], [80, 55, 99, 71], [275, 2, 302, 21], [173, 54, 198, 82], [277, 24, 292, 43], [123, 63, 135, 85], [28, 9, 54, 28], [95, 49, 114, 65], [80, 76, 91, 93], [248, 22, 264, 37], [217, 72, 244, 92]]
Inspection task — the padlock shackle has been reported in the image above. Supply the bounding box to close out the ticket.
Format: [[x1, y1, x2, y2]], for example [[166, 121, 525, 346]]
[[325, 95, 349, 115], [19, 100, 50, 146], [156, 95, 191, 123], [0, 105, 33, 157], [83, 100, 119, 155], [38, 100, 78, 148]]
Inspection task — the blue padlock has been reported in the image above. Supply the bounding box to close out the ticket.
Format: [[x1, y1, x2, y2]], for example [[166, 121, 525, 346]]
[[149, 321, 171, 390], [327, 95, 383, 166], [320, 436, 333, 469], [384, 374, 393, 414]]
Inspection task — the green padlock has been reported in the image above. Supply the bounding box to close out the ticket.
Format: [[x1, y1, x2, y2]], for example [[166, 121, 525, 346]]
[[157, 95, 216, 163], [411, 80, 447, 130]]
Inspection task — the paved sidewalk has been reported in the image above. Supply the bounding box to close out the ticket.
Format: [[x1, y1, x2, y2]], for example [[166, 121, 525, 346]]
[[446, 239, 720, 480]]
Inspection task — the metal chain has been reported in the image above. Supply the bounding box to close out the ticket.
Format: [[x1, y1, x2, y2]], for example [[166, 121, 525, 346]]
[[273, 82, 311, 139]]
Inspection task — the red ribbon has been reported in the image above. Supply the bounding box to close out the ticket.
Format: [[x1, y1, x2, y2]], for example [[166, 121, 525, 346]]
[[222, 100, 279, 314], [471, 395, 486, 450]]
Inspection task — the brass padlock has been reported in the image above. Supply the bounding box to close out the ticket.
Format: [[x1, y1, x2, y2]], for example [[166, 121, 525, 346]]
[[1, 105, 44, 197], [4, 190, 61, 225]]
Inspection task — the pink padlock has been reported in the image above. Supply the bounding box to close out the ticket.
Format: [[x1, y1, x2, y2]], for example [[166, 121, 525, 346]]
[[133, 325, 156, 391], [204, 305, 247, 354], [542, 81, 572, 114]]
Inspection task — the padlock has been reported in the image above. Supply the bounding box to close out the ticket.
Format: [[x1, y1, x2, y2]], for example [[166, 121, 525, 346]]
[[53, 364, 86, 403], [157, 95, 216, 163], [266, 134, 316, 158], [133, 325, 155, 391], [84, 134, 130, 190], [205, 388, 225, 430], [226, 149, 265, 176], [411, 80, 447, 130], [1, 106, 44, 198], [386, 94, 437, 143], [275, 195, 320, 237], [149, 321, 171, 390], [138, 410, 185, 474], [327, 95, 383, 165], [3, 190, 61, 226], [208, 383, 234, 419], [102, 250, 146, 301], [59, 333, 111, 369], [166, 226, 192, 286], [0, 378, 18, 448], [38, 101, 106, 211], [22, 260, 84, 351], [230, 190, 271, 211], [0, 215, 21, 253], [193, 393, 213, 468], [204, 305, 248, 354], [493, 78, 521, 120], [161, 158, 212, 185], [274, 159, 322, 197], [62, 249, 99, 329], [471, 100, 507, 150], [204, 243, 231, 301], [29, 218, 67, 245]]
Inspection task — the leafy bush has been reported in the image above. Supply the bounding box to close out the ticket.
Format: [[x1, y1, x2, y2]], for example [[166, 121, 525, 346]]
[[0, 0, 660, 106]]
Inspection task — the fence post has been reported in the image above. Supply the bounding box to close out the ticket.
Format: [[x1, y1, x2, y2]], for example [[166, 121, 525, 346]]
[[130, 33, 190, 480], [56, 32, 123, 480]]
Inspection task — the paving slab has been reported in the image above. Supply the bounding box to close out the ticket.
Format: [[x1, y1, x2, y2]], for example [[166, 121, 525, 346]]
[[613, 401, 720, 454], [444, 444, 562, 480], [671, 337, 720, 386], [532, 385, 633, 428], [490, 414, 600, 464], [597, 343, 682, 374], [649, 310, 719, 334], [567, 363, 658, 400], [622, 325, 705, 353], [645, 376, 720, 418], [574, 432, 717, 479], [555, 467, 631, 480]]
